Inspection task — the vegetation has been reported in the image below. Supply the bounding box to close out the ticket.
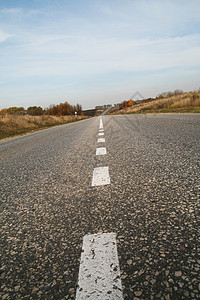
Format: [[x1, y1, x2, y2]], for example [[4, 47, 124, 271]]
[[157, 89, 184, 99], [27, 106, 44, 115], [119, 100, 134, 110], [0, 114, 87, 140], [0, 100, 85, 140], [109, 90, 200, 115], [0, 107, 26, 115], [0, 101, 83, 116], [45, 102, 83, 116], [1, 90, 199, 140]]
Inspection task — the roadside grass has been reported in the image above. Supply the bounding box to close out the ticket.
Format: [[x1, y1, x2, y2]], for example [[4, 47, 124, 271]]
[[0, 114, 88, 140], [110, 91, 200, 115]]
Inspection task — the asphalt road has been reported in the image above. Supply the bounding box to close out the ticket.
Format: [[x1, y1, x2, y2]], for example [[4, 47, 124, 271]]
[[0, 114, 200, 299]]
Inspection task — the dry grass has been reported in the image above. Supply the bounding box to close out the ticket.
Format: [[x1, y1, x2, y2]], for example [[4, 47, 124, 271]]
[[110, 91, 200, 114], [0, 114, 87, 140]]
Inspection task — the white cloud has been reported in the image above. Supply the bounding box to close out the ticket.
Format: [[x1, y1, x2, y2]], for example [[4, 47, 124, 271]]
[[11, 33, 199, 77], [27, 9, 45, 16], [0, 8, 22, 15], [0, 31, 12, 43], [0, 7, 45, 17]]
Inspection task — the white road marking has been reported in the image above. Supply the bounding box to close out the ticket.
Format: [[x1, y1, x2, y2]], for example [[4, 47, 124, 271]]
[[99, 129, 104, 132], [99, 117, 103, 129], [76, 233, 123, 300], [97, 138, 105, 143], [96, 147, 107, 155], [98, 132, 104, 136], [91, 166, 110, 186]]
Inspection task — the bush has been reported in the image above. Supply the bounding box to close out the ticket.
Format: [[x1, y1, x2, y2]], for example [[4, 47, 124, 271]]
[[45, 102, 83, 116], [0, 107, 25, 115], [119, 100, 134, 109], [157, 89, 184, 99], [27, 106, 44, 116]]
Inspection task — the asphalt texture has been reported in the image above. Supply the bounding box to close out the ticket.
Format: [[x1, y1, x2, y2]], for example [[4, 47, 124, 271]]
[[0, 114, 200, 300]]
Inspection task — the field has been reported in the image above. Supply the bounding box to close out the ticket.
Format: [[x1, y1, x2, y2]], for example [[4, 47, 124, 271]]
[[110, 91, 200, 114], [0, 114, 88, 140]]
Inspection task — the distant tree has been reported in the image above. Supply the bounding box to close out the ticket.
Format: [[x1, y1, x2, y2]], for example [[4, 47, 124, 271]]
[[174, 89, 183, 95], [166, 91, 174, 97], [58, 102, 72, 115], [15, 107, 26, 115], [75, 103, 83, 115], [119, 100, 127, 109], [0, 108, 7, 114], [158, 89, 184, 98], [119, 100, 134, 110], [0, 107, 25, 114], [127, 100, 134, 107], [27, 106, 44, 115], [50, 105, 58, 115], [45, 101, 83, 115], [157, 94, 165, 99]]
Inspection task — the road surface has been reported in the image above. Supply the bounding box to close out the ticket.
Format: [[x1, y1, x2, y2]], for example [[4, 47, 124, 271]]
[[0, 114, 200, 299]]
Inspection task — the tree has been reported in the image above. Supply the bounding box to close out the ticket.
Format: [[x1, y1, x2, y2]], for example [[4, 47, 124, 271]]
[[45, 101, 83, 115], [157, 94, 165, 99], [0, 107, 25, 114], [75, 103, 83, 115], [119, 100, 134, 109], [158, 89, 184, 99], [127, 100, 134, 107], [174, 89, 183, 95], [27, 106, 44, 115]]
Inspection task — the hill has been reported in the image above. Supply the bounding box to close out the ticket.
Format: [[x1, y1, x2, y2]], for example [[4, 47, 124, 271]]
[[109, 91, 200, 114]]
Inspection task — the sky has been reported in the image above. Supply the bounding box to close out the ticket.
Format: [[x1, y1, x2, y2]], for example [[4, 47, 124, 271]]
[[0, 0, 200, 110]]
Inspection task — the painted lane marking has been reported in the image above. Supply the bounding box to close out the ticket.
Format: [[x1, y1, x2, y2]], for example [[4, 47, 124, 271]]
[[76, 233, 123, 300], [96, 147, 107, 156], [99, 129, 104, 132], [99, 117, 103, 129], [97, 138, 105, 143], [98, 132, 104, 136], [91, 166, 110, 186]]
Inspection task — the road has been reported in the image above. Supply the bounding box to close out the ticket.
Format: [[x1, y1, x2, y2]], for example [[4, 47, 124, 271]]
[[0, 114, 200, 299], [100, 107, 112, 116]]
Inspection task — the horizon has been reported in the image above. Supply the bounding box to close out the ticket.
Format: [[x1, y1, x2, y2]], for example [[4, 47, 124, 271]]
[[0, 0, 200, 110]]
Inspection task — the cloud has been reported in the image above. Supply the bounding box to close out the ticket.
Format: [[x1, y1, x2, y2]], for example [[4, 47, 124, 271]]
[[27, 9, 45, 16], [0, 31, 12, 43], [0, 8, 22, 15], [0, 7, 45, 17], [95, 0, 200, 39], [13, 33, 199, 78]]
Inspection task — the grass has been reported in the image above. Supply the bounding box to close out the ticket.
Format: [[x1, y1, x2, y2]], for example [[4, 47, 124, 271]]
[[110, 91, 200, 115], [0, 114, 88, 140]]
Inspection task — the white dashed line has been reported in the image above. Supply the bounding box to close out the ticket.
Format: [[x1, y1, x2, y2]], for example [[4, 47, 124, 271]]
[[76, 232, 123, 300], [92, 166, 110, 186], [99, 117, 103, 129], [97, 138, 105, 143], [96, 147, 107, 155], [98, 132, 104, 136], [99, 129, 104, 132]]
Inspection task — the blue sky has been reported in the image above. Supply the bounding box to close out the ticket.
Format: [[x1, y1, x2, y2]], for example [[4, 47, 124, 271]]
[[0, 0, 200, 109]]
